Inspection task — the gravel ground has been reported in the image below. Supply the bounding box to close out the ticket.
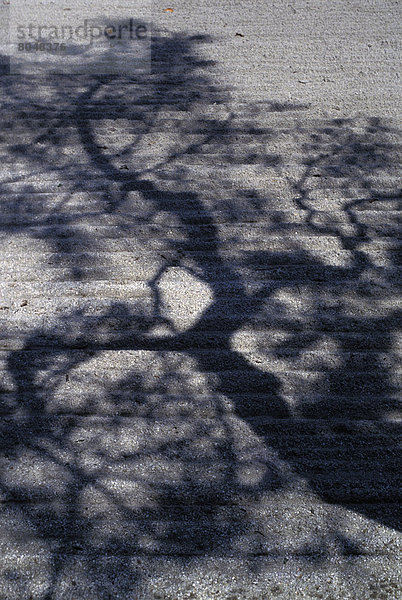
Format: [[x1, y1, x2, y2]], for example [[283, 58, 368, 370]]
[[0, 1, 400, 599]]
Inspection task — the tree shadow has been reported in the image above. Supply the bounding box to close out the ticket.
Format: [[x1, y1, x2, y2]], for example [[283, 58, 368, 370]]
[[0, 25, 400, 599]]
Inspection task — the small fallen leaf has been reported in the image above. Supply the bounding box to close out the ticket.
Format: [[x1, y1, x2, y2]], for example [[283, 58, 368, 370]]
[[163, 7, 174, 12]]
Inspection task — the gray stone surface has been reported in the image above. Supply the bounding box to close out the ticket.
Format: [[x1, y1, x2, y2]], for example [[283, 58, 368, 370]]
[[0, 1, 401, 598]]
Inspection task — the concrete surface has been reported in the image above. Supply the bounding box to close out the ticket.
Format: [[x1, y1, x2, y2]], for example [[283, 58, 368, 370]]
[[0, 1, 401, 598]]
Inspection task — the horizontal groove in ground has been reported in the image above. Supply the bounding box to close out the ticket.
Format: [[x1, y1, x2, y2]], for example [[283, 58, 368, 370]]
[[0, 436, 398, 468], [0, 201, 399, 213], [0, 170, 400, 184], [0, 285, 398, 302], [0, 176, 400, 192], [1, 268, 400, 284], [274, 460, 401, 472], [7, 228, 395, 240], [0, 439, 399, 458], [0, 208, 400, 222], [0, 408, 399, 424], [0, 450, 398, 476], [0, 413, 399, 427], [1, 152, 399, 168], [1, 278, 398, 293], [1, 324, 400, 343], [0, 390, 402, 408], [0, 480, 398, 506], [0, 255, 398, 272], [4, 298, 398, 314], [1, 116, 401, 134], [2, 151, 399, 170], [1, 97, 399, 108], [0, 509, 388, 530], [1, 225, 399, 240], [23, 394, 393, 410], [0, 558, 398, 574], [2, 348, 397, 360], [0, 333, 399, 352], [0, 548, 395, 560], [0, 190, 398, 208], [0, 437, 398, 466], [0, 522, 397, 551], [1, 108, 398, 118], [0, 192, 398, 211], [1, 221, 398, 232], [1, 366, 399, 379], [1, 244, 400, 261], [1, 351, 399, 373], [0, 497, 400, 514], [1, 157, 401, 174], [0, 189, 398, 203], [1, 275, 400, 290], [0, 264, 398, 279], [0, 408, 398, 421]]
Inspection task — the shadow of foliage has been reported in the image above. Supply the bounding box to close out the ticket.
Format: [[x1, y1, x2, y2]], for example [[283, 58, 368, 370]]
[[0, 25, 400, 599]]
